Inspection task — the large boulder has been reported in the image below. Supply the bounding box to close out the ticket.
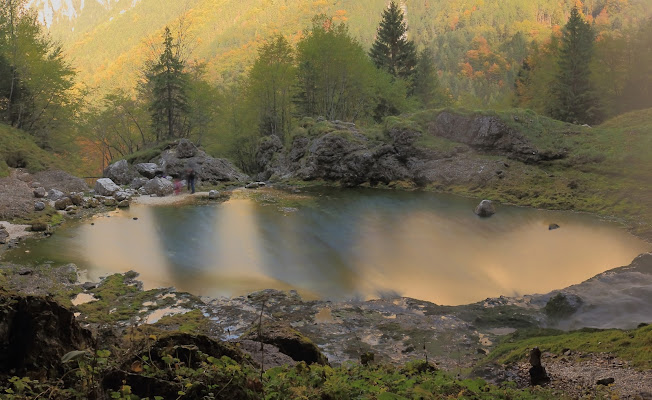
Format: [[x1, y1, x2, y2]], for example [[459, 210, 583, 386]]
[[158, 149, 249, 184], [0, 294, 94, 378], [135, 163, 161, 179], [104, 159, 138, 185], [94, 178, 120, 196], [143, 177, 174, 197], [176, 139, 198, 158], [47, 189, 65, 201], [130, 177, 149, 189]]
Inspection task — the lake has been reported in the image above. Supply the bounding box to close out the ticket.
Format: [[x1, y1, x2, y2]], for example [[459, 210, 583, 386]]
[[4, 187, 649, 305]]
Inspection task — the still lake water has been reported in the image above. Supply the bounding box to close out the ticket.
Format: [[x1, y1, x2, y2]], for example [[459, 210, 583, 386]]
[[4, 188, 650, 305]]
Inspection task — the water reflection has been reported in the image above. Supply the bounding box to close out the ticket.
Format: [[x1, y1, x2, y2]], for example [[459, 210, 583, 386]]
[[4, 188, 650, 305]]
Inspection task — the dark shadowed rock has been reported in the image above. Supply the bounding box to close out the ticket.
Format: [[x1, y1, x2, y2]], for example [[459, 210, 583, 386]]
[[528, 347, 550, 385], [130, 177, 149, 189], [135, 163, 161, 179], [237, 339, 297, 369], [549, 223, 560, 230], [176, 139, 198, 158], [475, 200, 496, 217], [597, 377, 615, 386], [94, 178, 120, 196], [241, 321, 328, 365], [103, 159, 138, 185], [31, 222, 48, 232], [256, 135, 284, 171], [0, 294, 94, 378]]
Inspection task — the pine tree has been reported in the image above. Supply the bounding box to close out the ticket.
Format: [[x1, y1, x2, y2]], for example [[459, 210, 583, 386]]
[[413, 48, 450, 108], [145, 27, 189, 141], [551, 7, 601, 124], [369, 1, 417, 82]]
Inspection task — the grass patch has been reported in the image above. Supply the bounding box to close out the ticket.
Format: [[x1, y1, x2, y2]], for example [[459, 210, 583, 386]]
[[487, 324, 652, 370], [154, 309, 211, 333], [0, 123, 61, 176]]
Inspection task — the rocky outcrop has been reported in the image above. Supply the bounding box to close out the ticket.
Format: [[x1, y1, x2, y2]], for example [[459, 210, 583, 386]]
[[0, 294, 94, 378], [158, 149, 248, 184], [175, 139, 198, 158], [103, 159, 138, 185], [135, 163, 161, 179], [94, 178, 120, 196]]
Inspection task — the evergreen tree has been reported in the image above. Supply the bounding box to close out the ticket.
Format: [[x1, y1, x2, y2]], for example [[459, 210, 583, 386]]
[[369, 2, 417, 82], [551, 7, 601, 124], [145, 27, 189, 141], [413, 48, 450, 108]]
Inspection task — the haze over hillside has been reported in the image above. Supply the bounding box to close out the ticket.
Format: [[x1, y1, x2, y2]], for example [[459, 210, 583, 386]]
[[31, 0, 652, 104]]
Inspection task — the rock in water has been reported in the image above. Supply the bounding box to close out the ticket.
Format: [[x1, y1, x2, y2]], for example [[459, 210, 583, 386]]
[[104, 159, 137, 185], [549, 223, 560, 230], [475, 199, 496, 217], [528, 347, 550, 386], [176, 139, 198, 158], [208, 190, 219, 199], [95, 178, 120, 196], [143, 177, 174, 197]]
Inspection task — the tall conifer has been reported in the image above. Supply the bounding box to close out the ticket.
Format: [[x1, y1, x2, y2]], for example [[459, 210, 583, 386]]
[[370, 2, 417, 82], [551, 7, 601, 124]]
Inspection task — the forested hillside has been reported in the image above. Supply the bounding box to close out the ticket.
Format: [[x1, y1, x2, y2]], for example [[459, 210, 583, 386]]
[[33, 0, 652, 107]]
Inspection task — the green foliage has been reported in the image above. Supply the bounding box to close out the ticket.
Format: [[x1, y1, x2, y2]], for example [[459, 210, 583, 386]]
[[0, 122, 61, 176], [413, 48, 451, 109], [488, 324, 652, 370], [369, 2, 417, 82], [550, 7, 602, 124], [247, 35, 296, 142]]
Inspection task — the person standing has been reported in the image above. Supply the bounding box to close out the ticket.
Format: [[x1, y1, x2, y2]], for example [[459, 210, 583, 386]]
[[186, 167, 196, 194]]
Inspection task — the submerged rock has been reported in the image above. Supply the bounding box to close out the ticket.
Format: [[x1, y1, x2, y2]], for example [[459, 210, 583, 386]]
[[475, 200, 496, 217], [549, 223, 560, 230]]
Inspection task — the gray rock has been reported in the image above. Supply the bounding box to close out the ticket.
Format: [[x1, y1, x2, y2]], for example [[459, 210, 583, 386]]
[[176, 139, 198, 158], [208, 190, 220, 199], [548, 223, 560, 230], [130, 177, 149, 189], [84, 198, 99, 208], [65, 205, 77, 212], [117, 200, 130, 208], [158, 148, 249, 184], [47, 189, 65, 201], [114, 191, 130, 201], [30, 181, 42, 188], [103, 198, 117, 207], [0, 225, 8, 244], [475, 200, 496, 217], [103, 159, 138, 185], [94, 178, 120, 196], [143, 177, 174, 197], [135, 163, 161, 179], [54, 197, 73, 210], [34, 201, 46, 211], [245, 182, 266, 189], [256, 135, 284, 171], [33, 187, 47, 198]]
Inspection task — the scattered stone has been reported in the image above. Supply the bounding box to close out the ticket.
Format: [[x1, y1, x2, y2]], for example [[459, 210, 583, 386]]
[[17, 268, 33, 276], [81, 282, 98, 290], [103, 198, 117, 207], [69, 192, 84, 206], [47, 189, 65, 201], [33, 187, 46, 198], [85, 198, 99, 208], [114, 191, 130, 201], [132, 217, 138, 221], [597, 377, 615, 386], [30, 181, 42, 188], [246, 182, 266, 189], [130, 177, 149, 190], [34, 201, 45, 211], [117, 200, 130, 208], [475, 199, 496, 217], [528, 347, 550, 386], [54, 197, 73, 210], [477, 348, 489, 355], [549, 223, 560, 230], [208, 190, 219, 199], [94, 178, 120, 196], [65, 205, 77, 212]]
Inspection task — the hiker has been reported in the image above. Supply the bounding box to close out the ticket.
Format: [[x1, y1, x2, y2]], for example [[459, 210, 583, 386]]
[[186, 167, 196, 194]]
